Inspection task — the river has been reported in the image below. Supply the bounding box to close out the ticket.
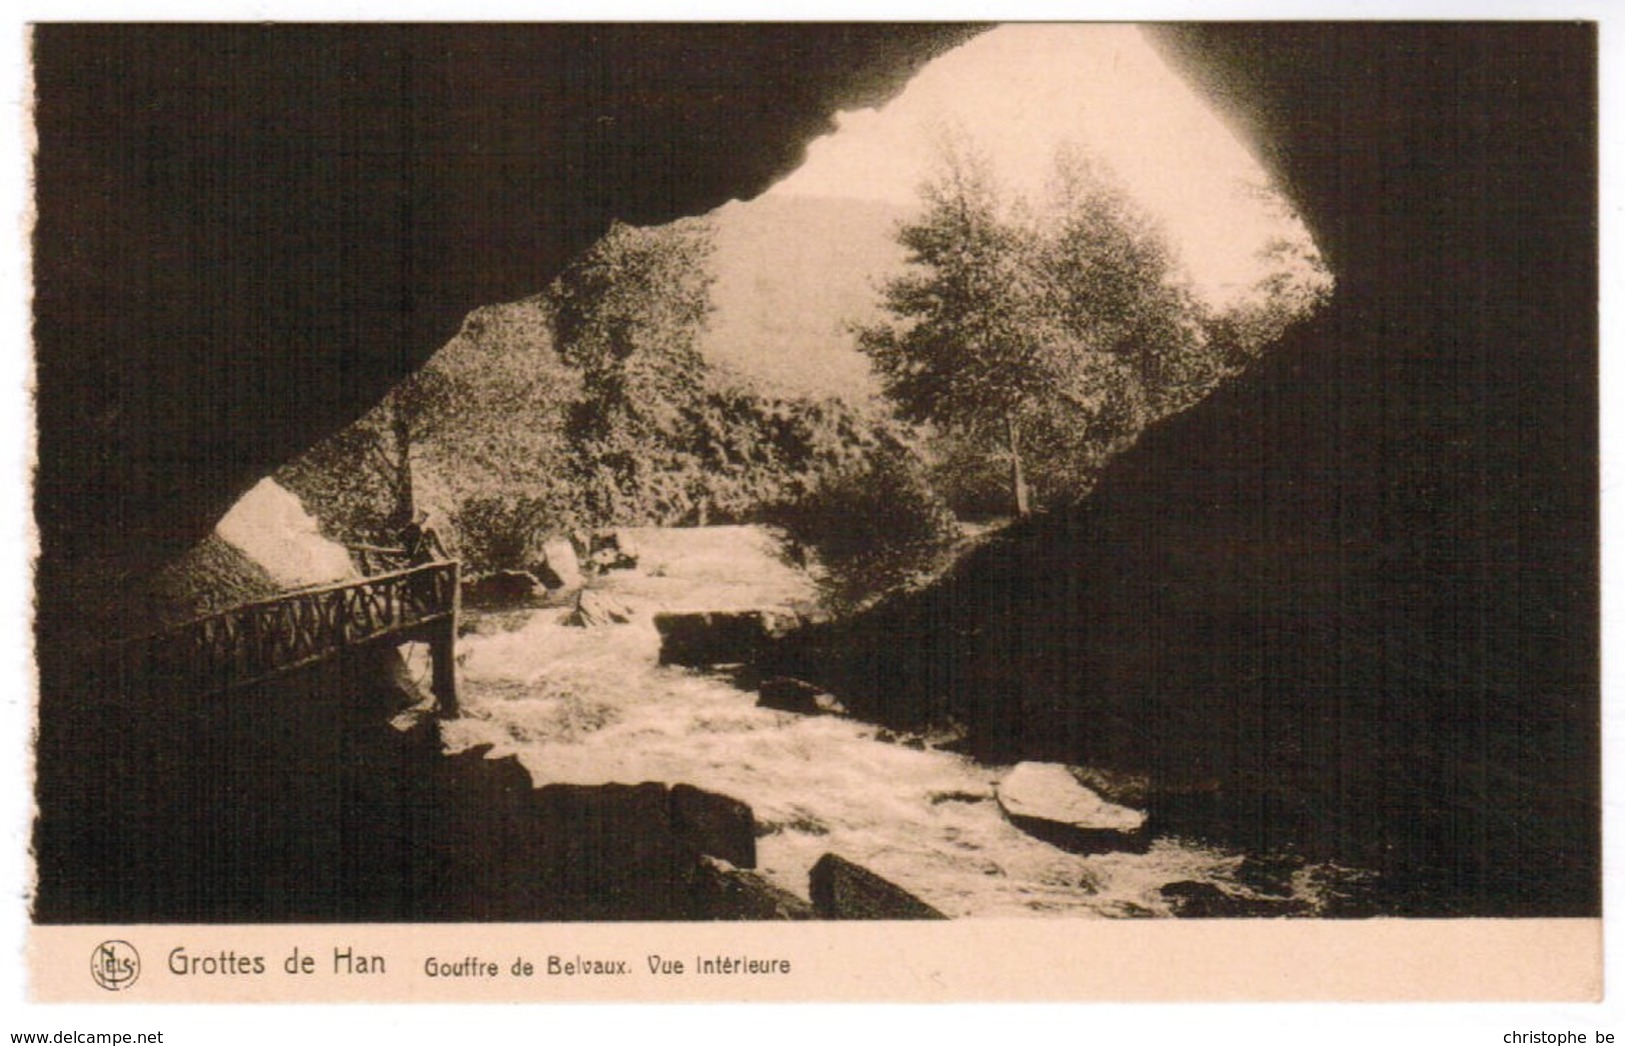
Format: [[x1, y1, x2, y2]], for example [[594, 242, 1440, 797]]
[[432, 603, 1374, 919]]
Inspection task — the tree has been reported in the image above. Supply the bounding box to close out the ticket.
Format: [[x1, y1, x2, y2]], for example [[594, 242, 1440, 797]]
[[277, 299, 582, 566], [856, 137, 1046, 515], [274, 365, 454, 550], [1202, 190, 1339, 373], [857, 136, 1206, 516], [1040, 146, 1208, 420], [548, 218, 719, 525], [381, 367, 455, 528]]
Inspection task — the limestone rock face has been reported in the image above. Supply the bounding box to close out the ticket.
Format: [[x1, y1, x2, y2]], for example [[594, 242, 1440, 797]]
[[214, 478, 356, 589], [995, 762, 1149, 855]]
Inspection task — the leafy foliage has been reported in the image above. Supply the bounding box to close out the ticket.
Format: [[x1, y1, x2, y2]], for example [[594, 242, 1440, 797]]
[[278, 300, 582, 566], [1202, 215, 1334, 371], [275, 412, 401, 551], [857, 134, 1328, 515], [415, 302, 583, 516], [282, 143, 1328, 593], [283, 217, 958, 584], [764, 440, 959, 613], [687, 387, 886, 518], [1040, 146, 1210, 419], [857, 140, 1048, 439], [447, 494, 560, 573], [550, 219, 718, 525], [543, 217, 961, 588]]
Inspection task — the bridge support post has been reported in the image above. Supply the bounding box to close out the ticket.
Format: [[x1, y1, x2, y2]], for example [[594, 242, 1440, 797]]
[[430, 562, 460, 717]]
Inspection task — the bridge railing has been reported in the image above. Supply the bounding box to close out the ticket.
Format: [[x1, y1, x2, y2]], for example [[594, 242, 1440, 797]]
[[109, 560, 461, 713]]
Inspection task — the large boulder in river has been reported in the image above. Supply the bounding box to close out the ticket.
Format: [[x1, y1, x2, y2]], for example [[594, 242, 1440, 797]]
[[670, 784, 756, 869], [587, 529, 640, 572], [758, 676, 847, 717], [562, 588, 635, 627], [654, 609, 803, 666], [463, 569, 545, 608], [809, 853, 946, 920], [995, 762, 1150, 855], [533, 537, 583, 591]]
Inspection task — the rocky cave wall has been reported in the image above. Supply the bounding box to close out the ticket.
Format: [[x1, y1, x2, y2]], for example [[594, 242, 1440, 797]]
[[1118, 24, 1596, 913]]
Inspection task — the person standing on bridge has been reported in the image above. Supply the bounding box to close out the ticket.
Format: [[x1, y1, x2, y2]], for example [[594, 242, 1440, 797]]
[[399, 510, 448, 565]]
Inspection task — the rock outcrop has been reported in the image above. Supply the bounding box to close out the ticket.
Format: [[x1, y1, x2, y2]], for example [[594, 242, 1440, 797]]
[[995, 762, 1149, 855], [686, 857, 818, 921], [533, 538, 583, 592], [808, 853, 946, 920], [463, 570, 545, 608], [670, 783, 756, 870], [758, 676, 847, 717], [562, 589, 635, 628], [214, 477, 357, 589], [587, 529, 640, 573], [655, 610, 804, 667]]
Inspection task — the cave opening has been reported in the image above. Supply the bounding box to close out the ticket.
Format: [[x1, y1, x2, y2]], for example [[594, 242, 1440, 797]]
[[28, 23, 1596, 925]]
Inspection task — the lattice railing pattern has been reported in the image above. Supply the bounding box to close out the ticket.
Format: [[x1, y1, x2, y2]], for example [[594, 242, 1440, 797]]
[[116, 561, 459, 696]]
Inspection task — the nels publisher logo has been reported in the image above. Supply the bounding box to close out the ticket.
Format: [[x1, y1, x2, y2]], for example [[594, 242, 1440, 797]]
[[90, 940, 139, 991]]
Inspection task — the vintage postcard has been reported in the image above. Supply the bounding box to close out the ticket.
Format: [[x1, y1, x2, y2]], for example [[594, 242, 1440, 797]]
[[11, 13, 1606, 1029]]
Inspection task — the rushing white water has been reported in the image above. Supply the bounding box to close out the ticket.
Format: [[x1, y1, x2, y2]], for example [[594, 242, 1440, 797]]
[[433, 607, 1369, 918]]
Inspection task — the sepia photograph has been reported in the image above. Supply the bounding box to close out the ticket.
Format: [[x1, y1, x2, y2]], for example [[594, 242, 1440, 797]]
[[17, 15, 1603, 1011]]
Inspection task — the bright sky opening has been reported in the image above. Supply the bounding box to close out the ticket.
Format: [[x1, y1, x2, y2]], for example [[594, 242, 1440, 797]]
[[766, 24, 1318, 308]]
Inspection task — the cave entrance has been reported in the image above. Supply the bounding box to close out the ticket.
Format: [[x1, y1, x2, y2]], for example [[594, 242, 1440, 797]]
[[274, 24, 1333, 606]]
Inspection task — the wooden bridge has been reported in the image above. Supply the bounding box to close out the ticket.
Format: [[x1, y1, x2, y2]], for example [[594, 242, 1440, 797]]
[[111, 560, 462, 714]]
